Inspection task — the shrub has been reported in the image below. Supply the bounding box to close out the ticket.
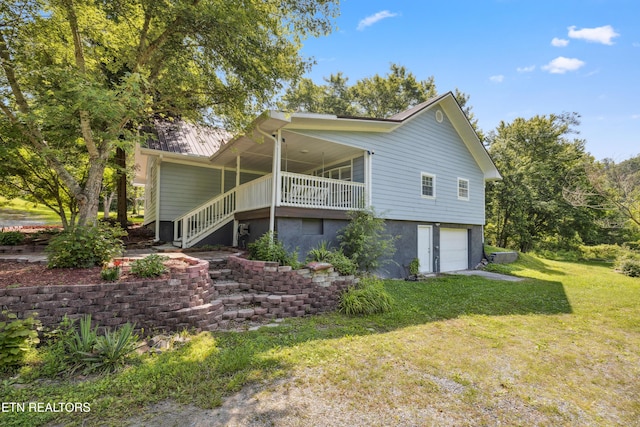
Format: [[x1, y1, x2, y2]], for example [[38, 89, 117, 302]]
[[338, 208, 397, 274], [616, 256, 640, 277], [326, 250, 357, 276], [0, 311, 40, 370], [130, 254, 168, 278], [409, 258, 420, 276], [46, 223, 126, 268], [248, 231, 299, 267], [0, 231, 25, 245], [579, 244, 625, 262], [339, 277, 394, 316]]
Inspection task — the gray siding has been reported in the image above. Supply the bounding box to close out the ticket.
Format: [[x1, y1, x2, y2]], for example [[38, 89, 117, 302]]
[[297, 109, 486, 225], [144, 158, 158, 224], [353, 156, 365, 183], [159, 162, 221, 221]]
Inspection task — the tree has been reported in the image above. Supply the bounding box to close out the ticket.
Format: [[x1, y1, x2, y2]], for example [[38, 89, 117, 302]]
[[0, 0, 337, 228], [564, 155, 640, 231], [485, 113, 601, 251], [279, 63, 478, 127]]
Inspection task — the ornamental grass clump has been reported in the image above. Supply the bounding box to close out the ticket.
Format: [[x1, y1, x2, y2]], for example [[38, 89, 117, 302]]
[[339, 277, 394, 316]]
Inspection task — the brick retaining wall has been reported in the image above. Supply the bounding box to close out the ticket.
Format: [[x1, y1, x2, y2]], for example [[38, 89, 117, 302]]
[[1, 255, 357, 332], [0, 256, 215, 332]]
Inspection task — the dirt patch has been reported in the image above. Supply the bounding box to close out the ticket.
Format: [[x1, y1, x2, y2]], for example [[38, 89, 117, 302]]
[[0, 258, 190, 289]]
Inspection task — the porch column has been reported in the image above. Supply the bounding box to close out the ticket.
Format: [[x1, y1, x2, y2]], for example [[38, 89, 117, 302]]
[[268, 130, 281, 234], [233, 155, 241, 247], [236, 155, 241, 188], [365, 150, 373, 207]]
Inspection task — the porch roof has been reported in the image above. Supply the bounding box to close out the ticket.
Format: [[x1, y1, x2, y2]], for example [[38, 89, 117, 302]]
[[209, 92, 501, 180], [208, 112, 365, 173]]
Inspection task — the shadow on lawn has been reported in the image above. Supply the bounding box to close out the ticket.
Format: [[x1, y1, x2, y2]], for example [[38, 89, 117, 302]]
[[385, 275, 572, 325], [25, 275, 574, 427]]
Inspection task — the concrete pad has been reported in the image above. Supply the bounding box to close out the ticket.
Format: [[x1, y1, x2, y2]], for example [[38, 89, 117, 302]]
[[445, 270, 525, 282]]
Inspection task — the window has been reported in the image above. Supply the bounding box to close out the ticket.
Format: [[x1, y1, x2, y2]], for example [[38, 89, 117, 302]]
[[458, 178, 469, 200], [421, 173, 435, 198], [302, 218, 323, 235]]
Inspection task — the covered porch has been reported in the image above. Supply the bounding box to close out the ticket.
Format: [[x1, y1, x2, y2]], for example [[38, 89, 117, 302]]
[[173, 112, 372, 248]]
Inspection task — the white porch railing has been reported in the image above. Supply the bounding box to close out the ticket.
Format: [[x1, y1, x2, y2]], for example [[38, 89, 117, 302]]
[[236, 174, 273, 212], [279, 172, 365, 210], [173, 171, 366, 247], [174, 189, 236, 248]]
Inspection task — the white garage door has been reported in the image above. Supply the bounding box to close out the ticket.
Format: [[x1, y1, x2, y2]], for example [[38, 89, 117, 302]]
[[440, 228, 469, 272]]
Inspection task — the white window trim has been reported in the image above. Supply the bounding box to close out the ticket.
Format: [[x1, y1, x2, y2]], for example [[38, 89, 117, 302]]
[[458, 177, 470, 201], [421, 172, 436, 199]]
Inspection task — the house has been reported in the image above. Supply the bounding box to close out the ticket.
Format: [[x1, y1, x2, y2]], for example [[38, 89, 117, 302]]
[[134, 92, 501, 277]]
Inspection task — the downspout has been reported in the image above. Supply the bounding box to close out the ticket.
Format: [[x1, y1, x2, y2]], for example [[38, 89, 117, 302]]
[[257, 126, 279, 235]]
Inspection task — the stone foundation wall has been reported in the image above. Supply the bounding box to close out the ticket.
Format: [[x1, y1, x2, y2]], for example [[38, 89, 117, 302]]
[[0, 256, 213, 332]]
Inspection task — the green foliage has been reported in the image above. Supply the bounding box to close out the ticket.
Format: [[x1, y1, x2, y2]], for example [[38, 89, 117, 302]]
[[80, 323, 138, 374], [101, 265, 121, 281], [0, 0, 338, 228], [130, 254, 169, 278], [615, 252, 640, 277], [617, 258, 640, 277], [339, 277, 394, 316], [0, 231, 25, 245], [46, 223, 126, 268], [0, 311, 40, 370], [248, 232, 299, 267], [485, 113, 602, 252], [306, 241, 357, 276], [306, 240, 333, 262], [326, 251, 357, 276], [40, 315, 138, 376], [579, 244, 626, 262], [409, 258, 420, 276], [338, 208, 397, 274], [38, 316, 77, 377]]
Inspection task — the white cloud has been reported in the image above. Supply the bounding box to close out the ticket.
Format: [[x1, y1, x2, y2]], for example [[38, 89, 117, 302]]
[[551, 37, 569, 47], [568, 25, 619, 45], [633, 42, 640, 48], [357, 10, 399, 31], [632, 114, 640, 120], [542, 57, 586, 74], [517, 65, 536, 73], [489, 75, 504, 83]]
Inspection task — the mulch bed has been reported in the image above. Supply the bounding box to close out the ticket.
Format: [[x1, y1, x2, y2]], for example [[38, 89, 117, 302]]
[[0, 258, 190, 289]]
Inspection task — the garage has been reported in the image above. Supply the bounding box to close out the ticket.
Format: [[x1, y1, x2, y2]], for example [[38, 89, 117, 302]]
[[440, 228, 469, 272]]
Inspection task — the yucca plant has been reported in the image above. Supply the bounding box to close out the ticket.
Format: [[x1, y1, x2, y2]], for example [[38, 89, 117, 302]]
[[80, 323, 138, 374]]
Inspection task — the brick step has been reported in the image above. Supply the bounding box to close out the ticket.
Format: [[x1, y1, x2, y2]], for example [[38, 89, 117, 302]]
[[212, 281, 254, 294], [209, 268, 233, 280]]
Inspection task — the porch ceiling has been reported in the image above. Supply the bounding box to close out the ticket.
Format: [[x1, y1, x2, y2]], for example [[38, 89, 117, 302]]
[[210, 130, 363, 174]]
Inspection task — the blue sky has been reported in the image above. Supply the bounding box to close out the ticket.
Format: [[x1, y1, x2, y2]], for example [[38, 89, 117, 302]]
[[298, 0, 640, 161]]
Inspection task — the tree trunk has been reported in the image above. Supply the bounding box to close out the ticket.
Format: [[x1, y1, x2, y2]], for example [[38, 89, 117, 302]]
[[116, 147, 128, 230], [103, 191, 116, 219]]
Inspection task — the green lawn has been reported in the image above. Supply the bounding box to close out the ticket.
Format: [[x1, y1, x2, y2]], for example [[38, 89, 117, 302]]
[[2, 253, 639, 426], [0, 196, 144, 227]]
